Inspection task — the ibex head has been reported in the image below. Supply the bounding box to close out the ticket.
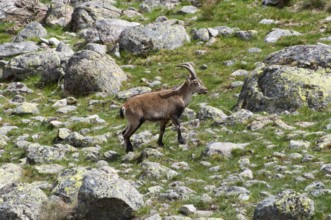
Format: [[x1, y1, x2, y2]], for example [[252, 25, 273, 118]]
[[177, 62, 208, 94]]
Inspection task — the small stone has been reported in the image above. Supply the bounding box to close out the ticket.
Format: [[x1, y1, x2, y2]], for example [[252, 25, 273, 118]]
[[179, 204, 196, 215]]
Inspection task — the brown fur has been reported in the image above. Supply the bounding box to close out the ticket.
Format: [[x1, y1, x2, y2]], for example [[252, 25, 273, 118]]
[[120, 63, 207, 152]]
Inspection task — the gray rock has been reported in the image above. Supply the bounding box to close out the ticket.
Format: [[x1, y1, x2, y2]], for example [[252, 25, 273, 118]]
[[191, 28, 210, 41], [236, 45, 331, 113], [248, 47, 262, 53], [140, 0, 180, 8], [76, 168, 144, 219], [26, 143, 71, 164], [0, 163, 22, 189], [56, 105, 77, 114], [82, 18, 141, 44], [3, 49, 64, 82], [230, 81, 244, 88], [289, 140, 310, 150], [179, 204, 196, 215], [214, 26, 235, 37], [262, 0, 282, 6], [12, 102, 39, 115], [321, 164, 331, 174], [13, 22, 47, 43], [253, 190, 315, 220], [119, 21, 190, 55], [179, 5, 199, 14], [259, 19, 278, 24], [131, 130, 155, 147], [45, 1, 74, 27], [205, 142, 250, 158], [35, 164, 65, 174], [222, 109, 254, 126], [197, 105, 227, 122], [85, 43, 107, 54], [231, 69, 249, 76], [65, 132, 90, 148], [0, 0, 48, 29], [0, 41, 39, 59], [71, 2, 122, 31], [52, 167, 90, 203], [0, 125, 18, 136], [304, 181, 325, 192], [0, 183, 48, 220], [138, 147, 164, 162], [214, 185, 250, 200], [64, 50, 127, 96], [140, 161, 179, 180], [104, 150, 120, 161], [315, 134, 331, 150], [265, 28, 302, 43], [5, 82, 33, 94], [117, 86, 152, 99], [235, 30, 257, 40]]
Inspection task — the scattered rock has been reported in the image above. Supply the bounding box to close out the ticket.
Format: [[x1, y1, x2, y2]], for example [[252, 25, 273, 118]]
[[0, 42, 39, 59], [253, 190, 314, 220], [265, 28, 302, 43], [205, 142, 250, 158], [13, 22, 47, 42], [0, 163, 22, 189]]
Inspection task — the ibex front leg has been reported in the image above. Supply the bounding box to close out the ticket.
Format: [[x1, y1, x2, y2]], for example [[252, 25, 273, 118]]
[[171, 115, 186, 145]]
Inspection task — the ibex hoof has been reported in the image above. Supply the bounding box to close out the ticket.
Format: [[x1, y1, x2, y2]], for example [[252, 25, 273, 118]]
[[157, 141, 164, 147], [178, 138, 186, 145]]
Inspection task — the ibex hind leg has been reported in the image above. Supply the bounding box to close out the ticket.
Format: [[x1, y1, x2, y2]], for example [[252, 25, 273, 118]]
[[122, 118, 145, 152], [157, 120, 169, 147]]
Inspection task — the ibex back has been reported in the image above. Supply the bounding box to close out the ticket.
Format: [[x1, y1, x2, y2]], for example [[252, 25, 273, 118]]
[[119, 62, 207, 152]]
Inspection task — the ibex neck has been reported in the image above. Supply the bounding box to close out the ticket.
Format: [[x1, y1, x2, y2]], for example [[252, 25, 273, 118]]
[[178, 80, 193, 106]]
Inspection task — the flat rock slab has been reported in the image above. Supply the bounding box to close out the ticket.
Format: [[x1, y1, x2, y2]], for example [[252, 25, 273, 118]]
[[0, 42, 39, 58]]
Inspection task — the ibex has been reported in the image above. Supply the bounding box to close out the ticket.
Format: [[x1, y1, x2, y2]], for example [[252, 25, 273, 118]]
[[119, 62, 208, 152]]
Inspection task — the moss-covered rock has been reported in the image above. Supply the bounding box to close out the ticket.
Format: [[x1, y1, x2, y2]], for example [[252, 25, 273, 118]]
[[236, 44, 331, 113], [0, 183, 48, 220], [253, 189, 314, 220]]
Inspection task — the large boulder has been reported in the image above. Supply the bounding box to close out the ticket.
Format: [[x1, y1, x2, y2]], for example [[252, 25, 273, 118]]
[[64, 50, 127, 96], [70, 1, 141, 32], [0, 183, 48, 220], [76, 168, 144, 219], [0, 0, 48, 28], [236, 45, 331, 113], [253, 190, 314, 220], [119, 21, 190, 55], [3, 49, 62, 82], [0, 41, 39, 59], [80, 18, 141, 44], [12, 22, 47, 43], [70, 1, 121, 31], [45, 1, 74, 27]]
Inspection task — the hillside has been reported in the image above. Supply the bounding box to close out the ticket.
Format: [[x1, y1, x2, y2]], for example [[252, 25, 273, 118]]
[[0, 0, 331, 219]]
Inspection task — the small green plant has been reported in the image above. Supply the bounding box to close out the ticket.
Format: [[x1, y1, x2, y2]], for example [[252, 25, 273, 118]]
[[300, 0, 327, 10]]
